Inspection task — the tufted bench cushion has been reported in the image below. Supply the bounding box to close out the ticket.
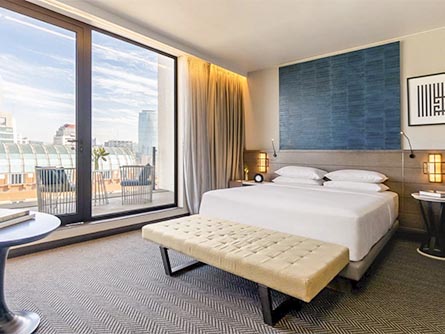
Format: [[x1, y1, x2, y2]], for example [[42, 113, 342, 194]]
[[142, 215, 349, 303]]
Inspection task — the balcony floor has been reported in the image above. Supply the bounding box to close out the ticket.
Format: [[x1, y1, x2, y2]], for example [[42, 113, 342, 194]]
[[92, 190, 175, 217], [0, 190, 175, 219]]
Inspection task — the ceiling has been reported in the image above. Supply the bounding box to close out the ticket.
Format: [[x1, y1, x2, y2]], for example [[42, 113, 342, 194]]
[[55, 0, 445, 74]]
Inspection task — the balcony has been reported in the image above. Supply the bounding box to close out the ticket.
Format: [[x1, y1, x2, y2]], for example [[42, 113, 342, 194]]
[[0, 169, 174, 219]]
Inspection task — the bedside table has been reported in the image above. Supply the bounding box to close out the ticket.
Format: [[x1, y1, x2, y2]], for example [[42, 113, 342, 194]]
[[241, 180, 272, 186], [411, 193, 445, 260], [228, 180, 272, 188]]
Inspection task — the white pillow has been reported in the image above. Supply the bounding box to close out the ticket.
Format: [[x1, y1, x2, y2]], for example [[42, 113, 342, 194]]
[[324, 181, 389, 192], [274, 166, 327, 180], [272, 176, 324, 186], [325, 169, 388, 183]]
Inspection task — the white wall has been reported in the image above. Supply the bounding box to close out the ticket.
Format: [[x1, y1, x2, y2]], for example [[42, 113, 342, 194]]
[[245, 69, 279, 150], [401, 28, 445, 149], [246, 27, 445, 151], [157, 55, 175, 193]]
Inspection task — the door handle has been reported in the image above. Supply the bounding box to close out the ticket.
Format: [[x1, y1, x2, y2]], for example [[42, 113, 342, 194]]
[[67, 139, 84, 152]]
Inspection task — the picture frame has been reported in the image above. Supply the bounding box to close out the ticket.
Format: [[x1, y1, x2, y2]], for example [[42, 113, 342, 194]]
[[407, 72, 445, 126]]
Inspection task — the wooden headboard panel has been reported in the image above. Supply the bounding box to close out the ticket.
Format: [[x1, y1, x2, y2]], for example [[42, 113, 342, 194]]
[[244, 149, 445, 232]]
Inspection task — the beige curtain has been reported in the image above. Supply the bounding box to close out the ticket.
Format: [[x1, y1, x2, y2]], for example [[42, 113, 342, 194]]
[[208, 65, 245, 189], [184, 57, 246, 213], [183, 57, 211, 213]]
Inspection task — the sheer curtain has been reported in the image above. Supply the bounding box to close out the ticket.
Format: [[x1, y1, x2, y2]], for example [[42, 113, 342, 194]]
[[183, 57, 211, 214], [184, 57, 246, 213]]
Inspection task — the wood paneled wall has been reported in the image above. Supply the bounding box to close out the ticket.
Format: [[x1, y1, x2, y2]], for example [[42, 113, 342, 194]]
[[244, 149, 445, 232]]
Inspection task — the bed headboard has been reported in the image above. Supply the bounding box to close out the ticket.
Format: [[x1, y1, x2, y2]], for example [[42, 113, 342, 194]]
[[244, 149, 445, 233]]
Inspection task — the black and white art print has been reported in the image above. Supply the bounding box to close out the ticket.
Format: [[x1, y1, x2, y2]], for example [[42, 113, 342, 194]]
[[408, 73, 445, 126]]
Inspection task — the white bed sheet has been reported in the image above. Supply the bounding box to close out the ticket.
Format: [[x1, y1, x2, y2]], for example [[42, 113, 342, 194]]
[[199, 184, 398, 261]]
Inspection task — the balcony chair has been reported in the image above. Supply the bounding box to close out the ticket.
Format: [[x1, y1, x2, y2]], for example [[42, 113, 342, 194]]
[[35, 166, 76, 215], [120, 164, 153, 205]]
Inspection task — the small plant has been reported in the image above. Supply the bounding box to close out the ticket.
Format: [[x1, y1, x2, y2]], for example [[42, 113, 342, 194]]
[[92, 147, 110, 171]]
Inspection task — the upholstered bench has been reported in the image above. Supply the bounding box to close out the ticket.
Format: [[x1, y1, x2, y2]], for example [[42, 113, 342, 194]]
[[142, 215, 349, 325]]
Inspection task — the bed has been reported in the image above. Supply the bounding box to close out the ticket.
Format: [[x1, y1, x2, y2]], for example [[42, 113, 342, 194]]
[[199, 183, 399, 281]]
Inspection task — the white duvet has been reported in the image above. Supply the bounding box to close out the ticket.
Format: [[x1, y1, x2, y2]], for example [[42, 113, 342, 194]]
[[199, 184, 398, 261]]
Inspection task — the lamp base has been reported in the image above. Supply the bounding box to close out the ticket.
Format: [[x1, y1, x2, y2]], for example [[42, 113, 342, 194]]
[[417, 248, 445, 261]]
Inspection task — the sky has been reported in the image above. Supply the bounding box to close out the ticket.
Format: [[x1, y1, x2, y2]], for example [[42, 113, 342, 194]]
[[0, 6, 170, 145]]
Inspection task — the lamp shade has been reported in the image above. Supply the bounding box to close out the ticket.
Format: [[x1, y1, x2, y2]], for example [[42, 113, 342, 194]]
[[423, 153, 443, 183], [257, 152, 269, 173]]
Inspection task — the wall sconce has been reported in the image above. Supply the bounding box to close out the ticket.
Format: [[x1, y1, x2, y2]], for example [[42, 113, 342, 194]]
[[423, 153, 445, 183], [271, 139, 277, 158], [400, 131, 415, 158], [257, 152, 269, 173]]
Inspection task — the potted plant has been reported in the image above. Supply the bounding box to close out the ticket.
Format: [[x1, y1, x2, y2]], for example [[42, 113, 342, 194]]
[[92, 147, 110, 171]]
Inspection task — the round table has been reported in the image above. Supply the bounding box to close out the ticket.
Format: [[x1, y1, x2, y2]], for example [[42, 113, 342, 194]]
[[411, 193, 445, 260], [0, 212, 60, 334]]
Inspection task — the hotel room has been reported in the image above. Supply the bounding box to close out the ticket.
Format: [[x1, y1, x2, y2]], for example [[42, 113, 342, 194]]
[[0, 0, 444, 333]]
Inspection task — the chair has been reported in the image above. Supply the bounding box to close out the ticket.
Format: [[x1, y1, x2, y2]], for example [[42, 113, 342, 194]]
[[120, 164, 153, 205], [35, 167, 76, 215]]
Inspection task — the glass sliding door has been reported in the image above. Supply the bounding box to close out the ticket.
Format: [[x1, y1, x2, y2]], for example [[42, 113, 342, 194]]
[[91, 30, 176, 217], [0, 4, 85, 223], [0, 1, 177, 224]]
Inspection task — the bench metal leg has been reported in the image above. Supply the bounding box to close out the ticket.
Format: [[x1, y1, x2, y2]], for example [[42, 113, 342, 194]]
[[159, 246, 203, 276], [258, 284, 301, 326]]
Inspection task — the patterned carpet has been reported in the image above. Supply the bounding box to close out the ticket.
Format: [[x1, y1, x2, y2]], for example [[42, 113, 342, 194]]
[[5, 231, 445, 334]]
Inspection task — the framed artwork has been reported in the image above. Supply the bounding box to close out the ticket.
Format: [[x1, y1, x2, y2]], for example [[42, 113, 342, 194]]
[[407, 72, 445, 126]]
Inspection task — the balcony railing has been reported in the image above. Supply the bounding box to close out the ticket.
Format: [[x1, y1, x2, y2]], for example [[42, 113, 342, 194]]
[[0, 162, 172, 217]]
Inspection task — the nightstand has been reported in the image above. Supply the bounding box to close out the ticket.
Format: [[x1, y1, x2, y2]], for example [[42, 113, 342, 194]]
[[228, 180, 272, 188], [411, 193, 445, 260], [241, 180, 272, 186]]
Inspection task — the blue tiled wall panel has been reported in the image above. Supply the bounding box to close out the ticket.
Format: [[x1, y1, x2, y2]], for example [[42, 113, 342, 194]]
[[279, 42, 400, 150]]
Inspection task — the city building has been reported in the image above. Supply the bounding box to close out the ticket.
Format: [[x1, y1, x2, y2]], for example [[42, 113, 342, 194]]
[[0, 111, 15, 143], [53, 123, 75, 146], [16, 134, 29, 144], [104, 140, 134, 149], [138, 110, 157, 157]]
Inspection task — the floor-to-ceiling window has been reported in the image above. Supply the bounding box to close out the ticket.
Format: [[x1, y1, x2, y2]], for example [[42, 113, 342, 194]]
[[0, 0, 177, 224], [91, 30, 175, 217]]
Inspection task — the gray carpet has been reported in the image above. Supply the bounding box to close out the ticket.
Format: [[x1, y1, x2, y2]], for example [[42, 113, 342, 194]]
[[6, 231, 445, 334]]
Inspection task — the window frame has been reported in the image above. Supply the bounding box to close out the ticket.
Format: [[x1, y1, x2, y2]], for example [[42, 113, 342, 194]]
[[0, 0, 178, 223], [90, 27, 178, 220]]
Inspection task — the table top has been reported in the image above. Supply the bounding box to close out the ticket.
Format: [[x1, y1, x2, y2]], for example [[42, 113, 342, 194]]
[[412, 193, 445, 203], [0, 212, 61, 248]]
